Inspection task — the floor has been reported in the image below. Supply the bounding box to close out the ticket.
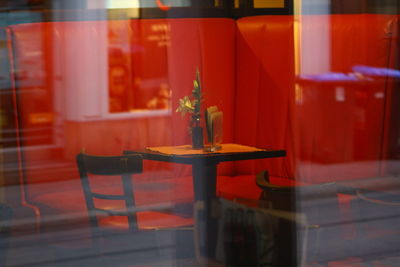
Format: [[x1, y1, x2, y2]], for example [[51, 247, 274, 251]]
[[4, 216, 400, 267], [5, 226, 196, 267]]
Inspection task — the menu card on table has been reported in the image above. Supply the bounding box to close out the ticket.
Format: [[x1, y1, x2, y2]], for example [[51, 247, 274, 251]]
[[205, 106, 223, 148]]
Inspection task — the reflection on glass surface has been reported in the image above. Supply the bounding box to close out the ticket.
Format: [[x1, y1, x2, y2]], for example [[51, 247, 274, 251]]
[[107, 0, 140, 9], [0, 0, 399, 266], [107, 20, 171, 113]]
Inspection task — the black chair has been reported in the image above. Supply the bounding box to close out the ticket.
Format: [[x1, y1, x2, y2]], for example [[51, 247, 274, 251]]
[[197, 197, 309, 267], [255, 170, 356, 265], [75, 152, 194, 263]]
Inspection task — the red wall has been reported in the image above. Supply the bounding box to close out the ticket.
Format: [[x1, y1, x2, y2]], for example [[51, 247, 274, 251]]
[[8, 14, 399, 207]]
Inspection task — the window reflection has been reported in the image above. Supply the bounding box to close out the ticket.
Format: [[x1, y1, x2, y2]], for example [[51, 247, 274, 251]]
[[108, 21, 171, 113], [107, 0, 140, 9], [1, 1, 400, 267]]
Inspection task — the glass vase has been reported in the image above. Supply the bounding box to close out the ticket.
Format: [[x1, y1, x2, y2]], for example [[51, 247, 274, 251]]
[[191, 126, 204, 149]]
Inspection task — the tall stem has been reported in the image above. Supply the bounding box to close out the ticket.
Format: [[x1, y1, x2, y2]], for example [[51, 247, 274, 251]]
[[192, 68, 202, 128]]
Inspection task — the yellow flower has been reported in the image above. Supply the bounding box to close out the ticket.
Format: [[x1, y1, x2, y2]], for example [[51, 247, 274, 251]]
[[176, 95, 194, 116]]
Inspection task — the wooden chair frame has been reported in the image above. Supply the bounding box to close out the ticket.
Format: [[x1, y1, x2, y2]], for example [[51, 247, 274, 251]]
[[76, 152, 144, 233]]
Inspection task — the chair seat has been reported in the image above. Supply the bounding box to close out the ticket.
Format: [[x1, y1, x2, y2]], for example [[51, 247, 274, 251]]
[[98, 211, 193, 230]]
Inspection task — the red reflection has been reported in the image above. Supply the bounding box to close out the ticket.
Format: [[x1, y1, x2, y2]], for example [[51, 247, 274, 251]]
[[156, 0, 171, 11], [6, 14, 400, 239]]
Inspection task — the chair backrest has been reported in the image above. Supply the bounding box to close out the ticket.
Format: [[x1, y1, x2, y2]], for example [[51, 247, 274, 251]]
[[256, 170, 345, 263], [256, 170, 339, 217], [76, 153, 143, 232], [206, 198, 308, 267]]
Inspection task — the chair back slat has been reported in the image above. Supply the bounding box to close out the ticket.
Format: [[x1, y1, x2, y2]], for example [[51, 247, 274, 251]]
[[91, 192, 125, 200], [77, 153, 143, 176], [92, 208, 129, 217]]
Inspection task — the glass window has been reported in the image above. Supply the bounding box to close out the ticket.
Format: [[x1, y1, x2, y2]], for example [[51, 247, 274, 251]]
[[1, 1, 400, 267]]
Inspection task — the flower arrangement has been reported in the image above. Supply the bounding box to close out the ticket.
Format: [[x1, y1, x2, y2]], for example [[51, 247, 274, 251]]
[[176, 68, 204, 148], [176, 69, 223, 150], [176, 69, 203, 127]]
